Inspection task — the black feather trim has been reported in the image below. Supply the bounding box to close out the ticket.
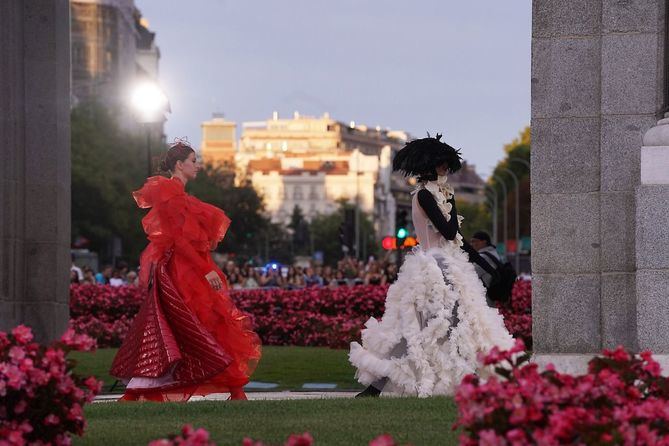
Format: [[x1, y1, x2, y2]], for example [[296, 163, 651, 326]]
[[392, 135, 463, 177]]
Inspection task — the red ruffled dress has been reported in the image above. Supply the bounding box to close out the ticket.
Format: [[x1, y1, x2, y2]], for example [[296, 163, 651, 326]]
[[110, 176, 261, 401]]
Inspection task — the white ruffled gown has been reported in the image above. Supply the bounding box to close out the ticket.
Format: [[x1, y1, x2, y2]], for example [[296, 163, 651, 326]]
[[349, 178, 515, 397]]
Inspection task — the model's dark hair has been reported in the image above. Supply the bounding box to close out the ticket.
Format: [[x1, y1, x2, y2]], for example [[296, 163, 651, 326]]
[[159, 139, 195, 172], [392, 133, 463, 179]]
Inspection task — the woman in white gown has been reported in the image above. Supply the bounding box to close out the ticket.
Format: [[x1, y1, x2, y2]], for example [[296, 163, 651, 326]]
[[349, 135, 515, 397]]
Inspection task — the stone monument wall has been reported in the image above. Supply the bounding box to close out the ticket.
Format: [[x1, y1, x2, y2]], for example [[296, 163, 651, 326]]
[[0, 0, 71, 342], [532, 0, 666, 370]]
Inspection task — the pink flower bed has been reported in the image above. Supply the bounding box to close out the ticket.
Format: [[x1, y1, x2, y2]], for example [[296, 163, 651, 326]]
[[455, 341, 669, 445], [69, 284, 387, 349], [0, 325, 102, 445], [496, 280, 532, 349], [69, 284, 143, 348], [149, 426, 405, 446], [69, 280, 532, 350]]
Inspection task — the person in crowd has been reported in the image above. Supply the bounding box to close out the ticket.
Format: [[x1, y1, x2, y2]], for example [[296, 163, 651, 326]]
[[69, 269, 80, 284], [71, 254, 84, 282], [224, 260, 237, 278], [125, 270, 139, 287], [110, 140, 261, 402], [353, 268, 365, 286], [116, 261, 129, 278], [95, 265, 112, 284], [333, 269, 348, 287], [350, 134, 512, 398], [109, 269, 126, 287], [82, 267, 97, 285], [242, 265, 260, 289], [364, 261, 386, 286], [321, 266, 335, 287], [383, 263, 398, 284], [227, 271, 243, 290], [285, 266, 305, 289], [470, 231, 501, 289], [304, 266, 323, 287], [260, 265, 284, 288]]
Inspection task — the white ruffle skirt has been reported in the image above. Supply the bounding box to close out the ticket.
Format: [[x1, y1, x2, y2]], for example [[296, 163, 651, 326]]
[[349, 243, 514, 397]]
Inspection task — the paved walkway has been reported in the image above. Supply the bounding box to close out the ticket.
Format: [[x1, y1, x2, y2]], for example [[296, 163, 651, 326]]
[[94, 391, 358, 403]]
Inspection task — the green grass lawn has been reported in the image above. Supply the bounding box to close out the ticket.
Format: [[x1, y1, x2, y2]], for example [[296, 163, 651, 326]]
[[72, 346, 459, 445], [70, 346, 364, 392], [77, 397, 459, 446]]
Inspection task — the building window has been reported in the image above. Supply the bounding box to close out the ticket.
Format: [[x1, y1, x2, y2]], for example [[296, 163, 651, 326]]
[[294, 186, 303, 200]]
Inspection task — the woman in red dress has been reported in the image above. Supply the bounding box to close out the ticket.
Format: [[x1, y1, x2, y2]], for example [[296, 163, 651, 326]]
[[110, 141, 261, 401]]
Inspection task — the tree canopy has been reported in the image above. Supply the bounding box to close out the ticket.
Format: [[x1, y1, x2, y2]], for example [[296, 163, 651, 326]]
[[488, 126, 531, 241], [71, 103, 272, 267]]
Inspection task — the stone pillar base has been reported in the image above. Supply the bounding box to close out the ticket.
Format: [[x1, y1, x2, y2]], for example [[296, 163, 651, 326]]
[[532, 353, 669, 376], [531, 354, 594, 375]]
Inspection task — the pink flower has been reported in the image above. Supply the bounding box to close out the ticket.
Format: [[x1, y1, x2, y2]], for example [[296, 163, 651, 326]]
[[44, 414, 60, 425], [84, 376, 103, 394], [478, 430, 505, 446], [5, 365, 25, 389], [60, 328, 97, 351], [0, 331, 10, 348], [285, 432, 314, 446], [8, 346, 26, 362], [603, 346, 630, 362], [11, 325, 33, 344], [368, 434, 396, 446], [190, 427, 212, 443], [14, 400, 27, 415]]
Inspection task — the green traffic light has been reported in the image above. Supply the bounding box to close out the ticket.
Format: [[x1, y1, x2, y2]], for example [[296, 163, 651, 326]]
[[396, 228, 408, 239]]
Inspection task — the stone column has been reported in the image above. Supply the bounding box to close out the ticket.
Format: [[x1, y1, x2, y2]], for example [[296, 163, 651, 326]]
[[531, 0, 664, 372], [0, 0, 71, 342], [636, 119, 669, 365]]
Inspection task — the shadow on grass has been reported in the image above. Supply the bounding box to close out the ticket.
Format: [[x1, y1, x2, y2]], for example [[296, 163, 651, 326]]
[[71, 346, 366, 393]]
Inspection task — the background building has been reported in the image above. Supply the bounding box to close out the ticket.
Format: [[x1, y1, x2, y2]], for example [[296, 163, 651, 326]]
[[201, 112, 486, 240], [200, 114, 237, 171], [70, 0, 162, 131], [223, 113, 407, 239]]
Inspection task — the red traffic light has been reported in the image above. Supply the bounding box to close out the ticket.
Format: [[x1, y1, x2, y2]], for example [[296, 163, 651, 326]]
[[382, 236, 397, 250]]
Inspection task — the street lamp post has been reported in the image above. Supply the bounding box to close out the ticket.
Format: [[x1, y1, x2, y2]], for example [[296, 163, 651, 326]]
[[491, 174, 509, 253], [131, 81, 169, 178], [509, 157, 530, 269], [501, 167, 520, 273], [484, 201, 495, 243], [484, 186, 499, 245]]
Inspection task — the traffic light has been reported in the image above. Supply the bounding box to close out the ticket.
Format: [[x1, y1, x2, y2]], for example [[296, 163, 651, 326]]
[[395, 209, 408, 247], [382, 236, 397, 250]]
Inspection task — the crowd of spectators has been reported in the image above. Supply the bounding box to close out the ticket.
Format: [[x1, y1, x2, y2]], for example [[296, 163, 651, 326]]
[[70, 255, 398, 290], [70, 259, 139, 287], [221, 256, 399, 290]]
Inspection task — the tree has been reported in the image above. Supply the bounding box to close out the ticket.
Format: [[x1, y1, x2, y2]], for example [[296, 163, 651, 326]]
[[188, 164, 269, 258], [488, 127, 531, 242], [287, 205, 310, 256], [457, 201, 493, 241], [71, 102, 148, 264], [71, 103, 273, 266], [309, 202, 379, 266]]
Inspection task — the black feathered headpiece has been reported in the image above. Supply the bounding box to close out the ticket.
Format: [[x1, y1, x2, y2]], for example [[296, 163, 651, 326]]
[[392, 134, 463, 178]]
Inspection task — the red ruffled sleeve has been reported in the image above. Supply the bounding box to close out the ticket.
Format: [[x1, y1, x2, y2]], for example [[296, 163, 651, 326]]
[[133, 177, 231, 287]]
